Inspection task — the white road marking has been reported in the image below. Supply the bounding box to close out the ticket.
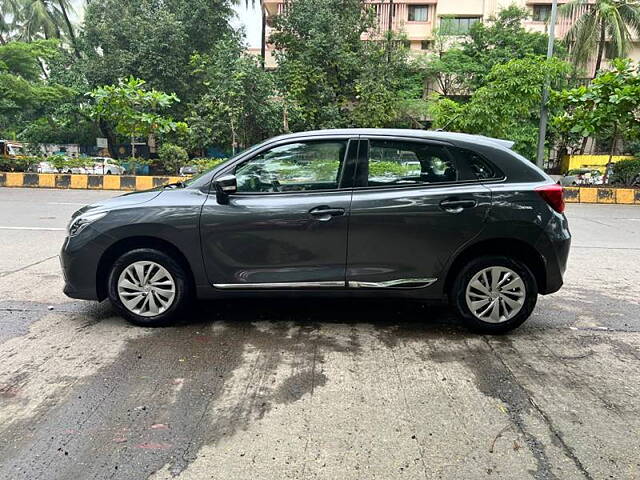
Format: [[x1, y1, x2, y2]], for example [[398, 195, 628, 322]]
[[0, 226, 65, 231]]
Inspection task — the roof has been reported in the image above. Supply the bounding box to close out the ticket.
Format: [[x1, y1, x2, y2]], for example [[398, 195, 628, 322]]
[[270, 129, 516, 150]]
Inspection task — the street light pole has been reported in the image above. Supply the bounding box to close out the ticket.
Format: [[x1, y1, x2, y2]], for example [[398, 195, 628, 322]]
[[535, 0, 559, 169]]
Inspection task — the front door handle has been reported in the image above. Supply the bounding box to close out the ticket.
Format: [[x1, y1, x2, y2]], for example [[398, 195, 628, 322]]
[[309, 206, 345, 221], [439, 198, 477, 213]]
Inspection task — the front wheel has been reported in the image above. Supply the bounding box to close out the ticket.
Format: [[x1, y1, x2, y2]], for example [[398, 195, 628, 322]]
[[451, 255, 538, 334], [107, 248, 191, 327]]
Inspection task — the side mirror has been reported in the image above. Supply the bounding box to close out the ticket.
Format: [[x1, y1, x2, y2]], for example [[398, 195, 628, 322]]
[[215, 174, 237, 204]]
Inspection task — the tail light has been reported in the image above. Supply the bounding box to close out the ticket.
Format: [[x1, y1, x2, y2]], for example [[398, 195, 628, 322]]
[[535, 184, 565, 213]]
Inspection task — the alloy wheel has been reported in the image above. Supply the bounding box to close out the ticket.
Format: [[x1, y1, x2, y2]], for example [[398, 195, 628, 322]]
[[117, 261, 176, 317], [465, 266, 526, 324]]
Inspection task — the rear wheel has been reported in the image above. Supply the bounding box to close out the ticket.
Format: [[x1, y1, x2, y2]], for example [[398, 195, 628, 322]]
[[451, 255, 538, 334], [107, 248, 191, 327]]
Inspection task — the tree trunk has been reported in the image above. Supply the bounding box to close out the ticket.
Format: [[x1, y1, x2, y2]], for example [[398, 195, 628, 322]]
[[38, 58, 50, 79], [594, 19, 606, 77], [579, 136, 588, 155], [603, 124, 618, 183], [98, 119, 118, 159], [58, 1, 81, 58], [0, 33, 6, 45]]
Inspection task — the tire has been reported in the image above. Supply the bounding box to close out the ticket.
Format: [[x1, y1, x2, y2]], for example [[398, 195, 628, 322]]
[[107, 248, 191, 327], [450, 255, 538, 334]]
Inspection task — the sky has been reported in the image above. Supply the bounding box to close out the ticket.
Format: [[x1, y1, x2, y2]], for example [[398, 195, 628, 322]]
[[70, 0, 263, 48]]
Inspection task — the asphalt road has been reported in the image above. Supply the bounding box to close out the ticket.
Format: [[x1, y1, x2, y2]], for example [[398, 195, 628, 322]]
[[0, 187, 639, 480]]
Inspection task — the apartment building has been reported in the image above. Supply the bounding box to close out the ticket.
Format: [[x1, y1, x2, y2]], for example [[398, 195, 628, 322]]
[[258, 0, 640, 71]]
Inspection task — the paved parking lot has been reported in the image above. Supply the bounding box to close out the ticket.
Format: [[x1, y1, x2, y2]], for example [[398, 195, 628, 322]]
[[0, 187, 639, 480]]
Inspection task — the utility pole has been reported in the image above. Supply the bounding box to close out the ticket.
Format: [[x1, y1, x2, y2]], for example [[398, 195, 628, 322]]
[[535, 0, 559, 168]]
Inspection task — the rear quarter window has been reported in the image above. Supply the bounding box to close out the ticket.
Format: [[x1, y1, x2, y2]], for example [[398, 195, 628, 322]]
[[450, 147, 503, 181]]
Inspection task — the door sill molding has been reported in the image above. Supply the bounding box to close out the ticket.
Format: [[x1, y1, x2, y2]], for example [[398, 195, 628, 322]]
[[347, 278, 437, 289], [213, 281, 345, 289]]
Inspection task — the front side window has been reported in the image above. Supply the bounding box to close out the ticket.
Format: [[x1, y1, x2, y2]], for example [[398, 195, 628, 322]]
[[532, 5, 552, 22], [235, 140, 348, 193], [366, 140, 457, 187], [440, 16, 481, 35], [408, 5, 429, 22]]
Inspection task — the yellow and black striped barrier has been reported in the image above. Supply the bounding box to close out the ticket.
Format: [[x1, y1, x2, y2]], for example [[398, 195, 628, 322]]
[[564, 187, 640, 205], [0, 172, 184, 191]]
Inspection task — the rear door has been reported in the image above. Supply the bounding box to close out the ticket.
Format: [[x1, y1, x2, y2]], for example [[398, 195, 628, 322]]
[[346, 136, 492, 290]]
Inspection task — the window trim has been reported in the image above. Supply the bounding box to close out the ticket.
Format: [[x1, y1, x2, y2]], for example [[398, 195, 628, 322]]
[[354, 136, 506, 191], [439, 16, 482, 35], [531, 4, 552, 22], [407, 5, 429, 22], [214, 135, 360, 196]]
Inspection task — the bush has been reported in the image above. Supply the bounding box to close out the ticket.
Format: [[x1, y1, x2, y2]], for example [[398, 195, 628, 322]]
[[610, 158, 640, 186], [190, 157, 227, 173], [158, 144, 189, 175], [0, 156, 40, 172]]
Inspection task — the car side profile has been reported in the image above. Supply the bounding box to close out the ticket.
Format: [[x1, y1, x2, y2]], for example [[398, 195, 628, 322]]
[[60, 129, 570, 333]]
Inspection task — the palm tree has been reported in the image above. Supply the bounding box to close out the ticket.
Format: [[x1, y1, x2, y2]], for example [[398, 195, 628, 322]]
[[56, 0, 80, 57], [560, 0, 640, 76], [0, 0, 21, 44]]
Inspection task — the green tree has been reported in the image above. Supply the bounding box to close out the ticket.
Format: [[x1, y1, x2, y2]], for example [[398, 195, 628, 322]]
[[88, 77, 188, 158], [421, 7, 566, 95], [187, 36, 283, 152], [79, 0, 236, 107], [270, 0, 426, 130], [553, 59, 640, 163], [0, 40, 74, 137], [430, 57, 571, 160], [270, 0, 375, 130], [560, 0, 640, 75]]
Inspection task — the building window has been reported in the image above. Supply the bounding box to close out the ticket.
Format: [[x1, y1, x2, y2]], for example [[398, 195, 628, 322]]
[[408, 5, 429, 22], [532, 5, 552, 22], [421, 40, 432, 50], [439, 16, 481, 35]]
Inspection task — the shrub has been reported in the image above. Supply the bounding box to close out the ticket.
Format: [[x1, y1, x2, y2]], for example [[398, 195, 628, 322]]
[[610, 158, 640, 186], [190, 157, 227, 173], [0, 156, 40, 172], [158, 143, 189, 175]]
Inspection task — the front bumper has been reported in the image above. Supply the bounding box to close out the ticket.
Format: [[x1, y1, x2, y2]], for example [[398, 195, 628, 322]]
[[60, 236, 101, 301]]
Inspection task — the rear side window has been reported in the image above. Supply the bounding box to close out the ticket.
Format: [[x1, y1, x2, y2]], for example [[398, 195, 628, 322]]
[[365, 140, 457, 187], [450, 147, 501, 181]]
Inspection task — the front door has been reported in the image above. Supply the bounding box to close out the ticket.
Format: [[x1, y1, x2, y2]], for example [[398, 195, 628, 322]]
[[346, 137, 492, 290], [200, 137, 358, 288]]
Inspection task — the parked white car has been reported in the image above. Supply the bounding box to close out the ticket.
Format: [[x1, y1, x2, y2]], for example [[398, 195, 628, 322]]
[[91, 158, 125, 175], [35, 162, 59, 174]]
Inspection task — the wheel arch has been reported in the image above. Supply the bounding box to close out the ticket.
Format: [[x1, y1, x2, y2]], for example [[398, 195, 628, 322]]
[[443, 238, 547, 298], [96, 236, 195, 301]]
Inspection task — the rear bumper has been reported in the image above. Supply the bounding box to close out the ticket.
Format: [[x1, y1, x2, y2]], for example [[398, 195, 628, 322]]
[[536, 212, 571, 295]]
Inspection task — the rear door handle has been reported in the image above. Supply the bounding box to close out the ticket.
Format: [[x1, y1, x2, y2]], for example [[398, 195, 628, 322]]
[[439, 199, 477, 213], [309, 206, 345, 221]]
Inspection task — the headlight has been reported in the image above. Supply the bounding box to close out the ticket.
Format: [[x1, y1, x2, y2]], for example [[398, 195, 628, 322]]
[[67, 211, 108, 237]]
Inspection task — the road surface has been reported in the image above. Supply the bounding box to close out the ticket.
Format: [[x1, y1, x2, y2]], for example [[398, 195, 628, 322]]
[[0, 187, 639, 480]]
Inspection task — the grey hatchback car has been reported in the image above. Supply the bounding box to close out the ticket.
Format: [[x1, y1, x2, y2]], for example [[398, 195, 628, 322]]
[[61, 129, 570, 333]]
